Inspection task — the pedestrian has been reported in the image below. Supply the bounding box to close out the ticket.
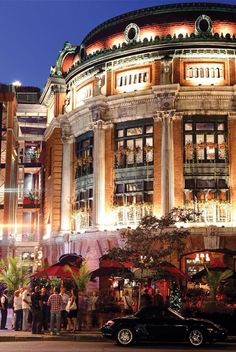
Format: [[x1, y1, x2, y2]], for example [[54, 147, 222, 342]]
[[22, 287, 31, 331], [13, 290, 22, 331], [0, 289, 9, 330], [47, 287, 62, 336], [88, 291, 99, 329], [60, 287, 69, 331], [153, 289, 164, 309], [140, 288, 152, 309], [122, 290, 133, 314], [66, 289, 77, 333], [41, 287, 49, 332], [77, 291, 89, 331], [31, 286, 43, 334]]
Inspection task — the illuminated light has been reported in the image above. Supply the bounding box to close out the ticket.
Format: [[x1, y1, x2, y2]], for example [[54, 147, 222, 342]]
[[12, 80, 22, 87], [140, 29, 158, 41], [171, 26, 190, 37]]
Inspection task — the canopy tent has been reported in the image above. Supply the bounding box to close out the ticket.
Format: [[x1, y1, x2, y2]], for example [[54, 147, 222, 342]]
[[31, 263, 80, 279], [90, 266, 133, 280], [58, 253, 84, 267]]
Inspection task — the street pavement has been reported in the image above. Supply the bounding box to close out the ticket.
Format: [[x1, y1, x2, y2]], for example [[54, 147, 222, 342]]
[[0, 341, 236, 352], [1, 309, 236, 343]]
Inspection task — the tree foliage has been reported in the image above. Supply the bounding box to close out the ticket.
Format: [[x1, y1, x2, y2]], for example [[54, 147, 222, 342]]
[[71, 261, 91, 292], [0, 257, 30, 292], [106, 208, 199, 269], [204, 267, 233, 300]]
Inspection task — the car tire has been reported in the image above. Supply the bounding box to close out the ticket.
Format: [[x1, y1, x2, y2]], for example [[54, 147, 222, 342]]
[[188, 328, 205, 347], [116, 327, 135, 346]]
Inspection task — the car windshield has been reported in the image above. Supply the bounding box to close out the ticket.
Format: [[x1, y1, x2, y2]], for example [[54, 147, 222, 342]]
[[135, 307, 185, 320], [168, 308, 185, 320]]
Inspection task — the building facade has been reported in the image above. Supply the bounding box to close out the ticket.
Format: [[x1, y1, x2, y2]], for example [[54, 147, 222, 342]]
[[20, 2, 236, 274], [0, 84, 46, 268]]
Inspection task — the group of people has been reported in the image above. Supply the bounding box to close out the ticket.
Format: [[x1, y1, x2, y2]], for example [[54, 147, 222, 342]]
[[0, 286, 100, 335]]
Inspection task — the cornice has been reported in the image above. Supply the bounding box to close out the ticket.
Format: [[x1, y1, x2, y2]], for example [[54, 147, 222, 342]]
[[82, 2, 236, 46], [44, 117, 61, 141]]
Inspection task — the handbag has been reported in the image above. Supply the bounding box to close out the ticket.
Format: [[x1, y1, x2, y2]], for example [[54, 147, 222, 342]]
[[66, 299, 77, 312]]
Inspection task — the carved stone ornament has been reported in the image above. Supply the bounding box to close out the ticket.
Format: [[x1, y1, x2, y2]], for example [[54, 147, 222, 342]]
[[154, 92, 176, 111], [61, 120, 73, 143], [90, 103, 107, 123], [124, 23, 140, 43]]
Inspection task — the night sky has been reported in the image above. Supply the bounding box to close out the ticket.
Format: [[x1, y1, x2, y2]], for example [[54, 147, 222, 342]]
[[0, 0, 235, 90]]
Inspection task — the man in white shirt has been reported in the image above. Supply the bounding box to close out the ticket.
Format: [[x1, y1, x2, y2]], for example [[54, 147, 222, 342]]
[[0, 289, 9, 329], [21, 287, 31, 331], [60, 287, 69, 330]]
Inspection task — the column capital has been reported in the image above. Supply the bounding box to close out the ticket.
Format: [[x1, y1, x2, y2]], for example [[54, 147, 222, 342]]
[[228, 112, 236, 120], [89, 101, 108, 122], [90, 119, 113, 131], [154, 109, 176, 122], [60, 118, 74, 143]]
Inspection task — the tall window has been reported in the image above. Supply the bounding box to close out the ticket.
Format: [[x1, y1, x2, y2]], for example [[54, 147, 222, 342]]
[[74, 132, 94, 230], [184, 118, 227, 163], [115, 120, 153, 168], [183, 116, 230, 223], [75, 133, 93, 177]]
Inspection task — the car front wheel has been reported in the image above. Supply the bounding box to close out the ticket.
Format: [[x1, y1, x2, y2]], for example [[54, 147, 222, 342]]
[[188, 328, 205, 347], [116, 327, 134, 346]]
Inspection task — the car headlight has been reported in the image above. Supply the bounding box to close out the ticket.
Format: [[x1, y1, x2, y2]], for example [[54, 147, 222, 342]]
[[105, 320, 115, 327]]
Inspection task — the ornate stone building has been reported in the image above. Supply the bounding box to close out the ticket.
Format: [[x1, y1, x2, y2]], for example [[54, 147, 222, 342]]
[[40, 2, 236, 275]]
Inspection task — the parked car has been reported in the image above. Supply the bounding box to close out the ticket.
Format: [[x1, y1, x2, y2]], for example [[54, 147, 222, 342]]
[[101, 306, 228, 347]]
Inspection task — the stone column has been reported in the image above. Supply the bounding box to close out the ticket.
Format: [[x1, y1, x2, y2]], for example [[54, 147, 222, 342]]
[[156, 110, 175, 215], [60, 119, 73, 233], [90, 103, 107, 229]]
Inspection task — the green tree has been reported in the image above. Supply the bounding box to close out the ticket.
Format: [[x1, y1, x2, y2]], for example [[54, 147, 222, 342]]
[[204, 267, 233, 300], [0, 257, 29, 292], [71, 261, 91, 292], [106, 207, 199, 270]]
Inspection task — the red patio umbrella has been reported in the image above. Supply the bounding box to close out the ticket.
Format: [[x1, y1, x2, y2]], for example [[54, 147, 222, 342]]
[[158, 261, 189, 280], [31, 263, 80, 278]]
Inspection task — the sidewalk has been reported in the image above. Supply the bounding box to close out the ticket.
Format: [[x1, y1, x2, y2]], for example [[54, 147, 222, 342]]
[[0, 329, 103, 342]]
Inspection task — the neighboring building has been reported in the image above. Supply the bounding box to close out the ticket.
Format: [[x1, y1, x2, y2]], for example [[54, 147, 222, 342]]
[[3, 2, 236, 276], [0, 84, 46, 268]]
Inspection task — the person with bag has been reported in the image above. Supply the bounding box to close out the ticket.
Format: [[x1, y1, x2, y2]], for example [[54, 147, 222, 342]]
[[122, 290, 133, 315], [66, 289, 77, 333]]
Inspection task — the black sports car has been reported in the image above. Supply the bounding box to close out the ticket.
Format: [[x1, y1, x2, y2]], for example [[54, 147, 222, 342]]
[[101, 306, 228, 347]]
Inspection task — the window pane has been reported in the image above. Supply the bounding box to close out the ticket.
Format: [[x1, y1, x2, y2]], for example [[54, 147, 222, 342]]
[[185, 123, 192, 131], [218, 134, 226, 159], [185, 135, 193, 160], [118, 130, 124, 138], [206, 135, 215, 160], [127, 127, 142, 136], [126, 140, 134, 164], [217, 123, 224, 131], [146, 126, 153, 134], [196, 123, 214, 131], [135, 139, 143, 163], [145, 137, 153, 162], [196, 134, 205, 160]]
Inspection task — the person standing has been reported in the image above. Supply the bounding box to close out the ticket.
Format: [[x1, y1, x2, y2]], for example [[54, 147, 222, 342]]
[[41, 287, 49, 332], [140, 288, 152, 309], [60, 287, 69, 331], [66, 289, 78, 333], [22, 287, 31, 331], [47, 287, 62, 336], [122, 290, 133, 314], [31, 286, 43, 334], [88, 291, 98, 329], [0, 289, 9, 330], [13, 290, 22, 331]]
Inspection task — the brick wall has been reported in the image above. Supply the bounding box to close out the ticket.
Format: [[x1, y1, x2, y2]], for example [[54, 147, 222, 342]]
[[44, 128, 63, 234], [173, 118, 184, 207]]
